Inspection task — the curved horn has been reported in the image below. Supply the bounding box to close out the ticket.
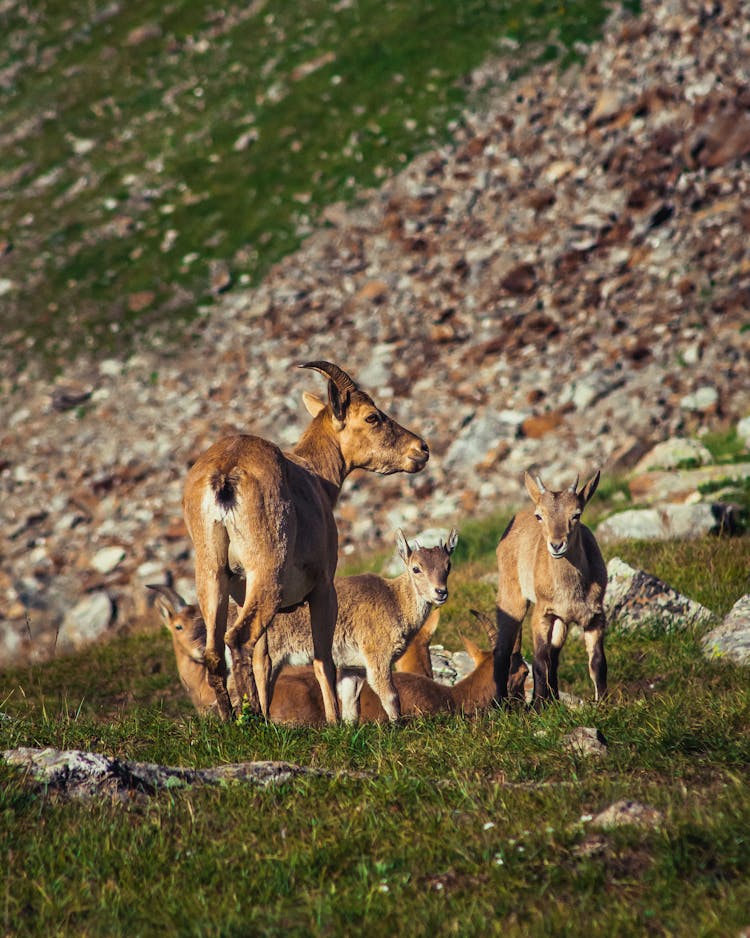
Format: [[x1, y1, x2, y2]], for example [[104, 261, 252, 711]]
[[147, 583, 187, 611], [568, 474, 579, 493], [298, 361, 358, 394], [535, 475, 547, 494], [470, 608, 497, 643]]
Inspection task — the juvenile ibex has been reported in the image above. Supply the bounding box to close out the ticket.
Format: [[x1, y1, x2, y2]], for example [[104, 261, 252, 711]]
[[150, 585, 444, 721], [261, 528, 458, 721], [149, 584, 231, 715], [352, 609, 509, 721], [182, 361, 429, 722], [494, 471, 607, 708]]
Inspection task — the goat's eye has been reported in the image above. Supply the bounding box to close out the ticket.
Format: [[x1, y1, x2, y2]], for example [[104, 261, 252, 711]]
[[175, 624, 183, 631], [535, 513, 543, 522], [412, 566, 421, 574], [365, 412, 381, 426]]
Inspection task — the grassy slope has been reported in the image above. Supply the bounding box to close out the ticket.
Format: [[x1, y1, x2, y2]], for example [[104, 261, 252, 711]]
[[2, 525, 749, 937], [0, 0, 630, 369]]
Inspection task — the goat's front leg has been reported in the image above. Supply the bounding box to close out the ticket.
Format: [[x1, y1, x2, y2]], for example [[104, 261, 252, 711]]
[[307, 581, 340, 724], [195, 566, 233, 721], [583, 612, 607, 701], [494, 599, 526, 706], [530, 611, 560, 709]]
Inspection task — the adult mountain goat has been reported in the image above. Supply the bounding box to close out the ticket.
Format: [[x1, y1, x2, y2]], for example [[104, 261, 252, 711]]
[[182, 361, 429, 722]]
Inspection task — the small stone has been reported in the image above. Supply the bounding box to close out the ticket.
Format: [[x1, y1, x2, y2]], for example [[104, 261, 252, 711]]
[[127, 291, 155, 313], [355, 279, 389, 303], [680, 386, 719, 413], [702, 594, 750, 665], [125, 23, 162, 46], [59, 592, 114, 650], [589, 89, 624, 124], [562, 726, 607, 757], [91, 546, 126, 575], [591, 800, 663, 830], [596, 504, 729, 541], [632, 438, 714, 473]]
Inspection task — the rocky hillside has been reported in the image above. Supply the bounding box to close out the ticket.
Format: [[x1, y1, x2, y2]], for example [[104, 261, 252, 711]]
[[1, 0, 749, 665]]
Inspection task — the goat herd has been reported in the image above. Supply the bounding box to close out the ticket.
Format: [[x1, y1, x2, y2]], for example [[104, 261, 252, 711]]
[[149, 360, 608, 726]]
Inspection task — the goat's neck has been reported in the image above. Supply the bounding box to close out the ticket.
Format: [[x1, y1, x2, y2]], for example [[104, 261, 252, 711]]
[[392, 572, 431, 626], [543, 530, 586, 584], [293, 419, 347, 506], [449, 658, 495, 709]]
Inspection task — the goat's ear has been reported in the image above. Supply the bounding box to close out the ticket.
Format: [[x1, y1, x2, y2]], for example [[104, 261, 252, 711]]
[[302, 391, 326, 417], [147, 584, 181, 622], [524, 471, 542, 503], [396, 528, 411, 563], [445, 528, 459, 554], [580, 469, 601, 505], [153, 596, 173, 625], [460, 633, 485, 665], [328, 380, 350, 426]]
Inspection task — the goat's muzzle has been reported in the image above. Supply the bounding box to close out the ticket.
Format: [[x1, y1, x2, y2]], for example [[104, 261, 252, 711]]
[[433, 587, 449, 605], [547, 540, 568, 559], [405, 440, 430, 472]]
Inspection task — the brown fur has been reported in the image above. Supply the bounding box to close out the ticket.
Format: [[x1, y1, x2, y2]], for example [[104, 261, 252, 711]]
[[256, 529, 457, 721], [151, 586, 449, 723], [181, 361, 428, 722], [494, 470, 608, 708]]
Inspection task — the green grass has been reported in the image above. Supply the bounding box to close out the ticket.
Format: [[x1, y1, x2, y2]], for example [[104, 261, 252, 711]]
[[0, 0, 638, 371], [2, 524, 749, 936]]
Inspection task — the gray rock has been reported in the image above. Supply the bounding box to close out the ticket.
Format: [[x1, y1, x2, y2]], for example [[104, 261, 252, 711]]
[[91, 545, 126, 575], [628, 463, 750, 504], [605, 557, 715, 632], [702, 594, 750, 666], [429, 647, 474, 686], [58, 592, 114, 650], [680, 386, 719, 413], [632, 437, 714, 473], [562, 726, 607, 758], [442, 411, 524, 472], [590, 800, 663, 830], [2, 747, 332, 802], [597, 503, 733, 542]]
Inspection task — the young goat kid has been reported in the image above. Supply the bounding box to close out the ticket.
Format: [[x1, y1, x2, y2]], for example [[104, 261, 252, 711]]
[[182, 361, 429, 723], [150, 585, 442, 721], [259, 527, 458, 721], [494, 470, 607, 708], [349, 609, 513, 722]]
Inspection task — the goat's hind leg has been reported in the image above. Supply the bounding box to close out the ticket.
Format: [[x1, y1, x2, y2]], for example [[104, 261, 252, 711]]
[[194, 563, 233, 721], [307, 581, 341, 724], [530, 611, 559, 710]]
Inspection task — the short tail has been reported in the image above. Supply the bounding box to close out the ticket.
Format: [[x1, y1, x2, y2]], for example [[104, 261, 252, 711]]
[[211, 469, 241, 512]]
